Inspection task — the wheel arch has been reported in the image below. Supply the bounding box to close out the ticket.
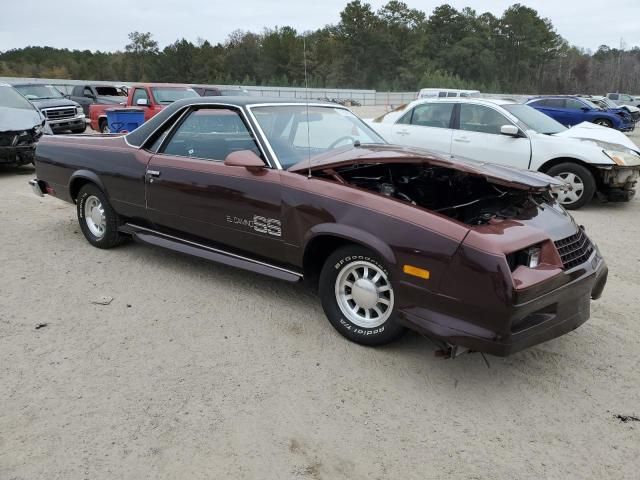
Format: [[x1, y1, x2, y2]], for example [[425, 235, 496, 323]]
[[69, 170, 106, 201], [302, 224, 397, 287]]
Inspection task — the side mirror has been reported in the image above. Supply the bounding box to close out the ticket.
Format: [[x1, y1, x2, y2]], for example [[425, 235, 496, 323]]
[[500, 125, 520, 137], [224, 150, 265, 172], [136, 98, 149, 106]]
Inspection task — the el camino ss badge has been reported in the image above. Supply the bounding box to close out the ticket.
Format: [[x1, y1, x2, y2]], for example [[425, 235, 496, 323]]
[[226, 215, 282, 237]]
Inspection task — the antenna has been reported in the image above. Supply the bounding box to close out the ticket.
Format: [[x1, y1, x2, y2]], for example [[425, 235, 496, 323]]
[[303, 36, 312, 179]]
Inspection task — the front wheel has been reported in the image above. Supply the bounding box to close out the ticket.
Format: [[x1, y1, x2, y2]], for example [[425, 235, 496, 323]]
[[76, 184, 125, 248], [593, 118, 613, 128], [319, 245, 405, 346], [546, 162, 596, 210]]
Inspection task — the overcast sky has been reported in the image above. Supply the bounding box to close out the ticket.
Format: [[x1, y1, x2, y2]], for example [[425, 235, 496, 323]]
[[1, 0, 639, 53]]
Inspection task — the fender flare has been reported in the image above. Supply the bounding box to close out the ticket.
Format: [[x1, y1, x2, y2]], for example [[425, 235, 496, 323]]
[[303, 223, 397, 268], [69, 170, 106, 200]]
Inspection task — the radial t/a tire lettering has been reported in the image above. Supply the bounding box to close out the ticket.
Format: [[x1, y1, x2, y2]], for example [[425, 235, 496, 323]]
[[319, 245, 405, 346]]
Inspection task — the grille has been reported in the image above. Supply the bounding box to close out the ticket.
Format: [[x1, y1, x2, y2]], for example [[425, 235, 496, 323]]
[[554, 229, 594, 270], [42, 107, 76, 120], [0, 134, 17, 147]]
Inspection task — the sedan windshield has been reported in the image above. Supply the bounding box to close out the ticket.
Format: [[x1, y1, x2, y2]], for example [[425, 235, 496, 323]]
[[503, 104, 567, 135], [251, 105, 386, 169], [151, 87, 199, 104], [14, 84, 64, 100]]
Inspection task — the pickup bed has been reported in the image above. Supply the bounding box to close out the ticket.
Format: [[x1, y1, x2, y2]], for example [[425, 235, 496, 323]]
[[89, 84, 199, 133]]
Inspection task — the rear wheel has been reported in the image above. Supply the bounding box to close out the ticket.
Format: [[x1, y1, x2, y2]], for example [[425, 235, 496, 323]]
[[319, 245, 405, 346], [593, 118, 613, 128], [546, 162, 596, 210], [76, 184, 125, 248]]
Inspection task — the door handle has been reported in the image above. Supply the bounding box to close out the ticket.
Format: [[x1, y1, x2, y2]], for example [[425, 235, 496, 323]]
[[396, 129, 410, 136], [453, 138, 470, 143], [147, 170, 161, 177]]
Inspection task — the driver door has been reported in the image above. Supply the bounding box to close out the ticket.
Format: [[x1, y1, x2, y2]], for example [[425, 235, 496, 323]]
[[145, 107, 286, 261]]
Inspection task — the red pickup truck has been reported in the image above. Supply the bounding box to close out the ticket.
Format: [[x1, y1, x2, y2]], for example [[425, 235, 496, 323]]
[[89, 83, 199, 133]]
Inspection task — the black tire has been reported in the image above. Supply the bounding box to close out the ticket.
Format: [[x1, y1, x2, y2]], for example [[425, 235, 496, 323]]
[[76, 183, 125, 248], [71, 125, 87, 134], [593, 118, 613, 128], [546, 162, 596, 210], [99, 119, 109, 134], [318, 245, 405, 346]]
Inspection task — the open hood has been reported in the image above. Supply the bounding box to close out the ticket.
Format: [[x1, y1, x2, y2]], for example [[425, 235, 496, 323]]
[[288, 144, 564, 191], [554, 121, 639, 153]]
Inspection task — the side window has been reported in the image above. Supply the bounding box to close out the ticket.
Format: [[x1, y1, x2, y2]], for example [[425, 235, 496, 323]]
[[546, 98, 565, 108], [459, 104, 511, 135], [132, 88, 149, 104], [609, 93, 619, 100], [438, 92, 447, 98], [410, 103, 454, 129], [566, 99, 586, 110], [83, 87, 93, 97], [204, 89, 221, 96], [621, 94, 632, 101], [529, 100, 545, 107], [397, 109, 413, 125], [161, 108, 260, 162], [446, 92, 457, 97]]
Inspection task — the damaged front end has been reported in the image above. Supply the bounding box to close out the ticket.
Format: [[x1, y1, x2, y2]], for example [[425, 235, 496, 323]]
[[0, 126, 44, 166]]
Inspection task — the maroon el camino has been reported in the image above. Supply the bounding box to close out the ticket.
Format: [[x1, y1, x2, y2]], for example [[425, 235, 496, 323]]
[[29, 97, 608, 357]]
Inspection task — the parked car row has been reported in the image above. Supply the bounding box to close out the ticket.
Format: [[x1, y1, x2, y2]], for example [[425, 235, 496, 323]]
[[369, 97, 640, 209], [526, 95, 635, 132]]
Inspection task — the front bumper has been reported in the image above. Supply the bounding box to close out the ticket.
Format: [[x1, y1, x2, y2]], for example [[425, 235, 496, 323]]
[[598, 166, 639, 202], [29, 179, 45, 197], [0, 144, 36, 164], [398, 254, 608, 357], [48, 115, 86, 132]]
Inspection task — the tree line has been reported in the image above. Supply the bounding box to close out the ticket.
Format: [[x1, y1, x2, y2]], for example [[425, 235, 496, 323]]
[[1, 1, 639, 94]]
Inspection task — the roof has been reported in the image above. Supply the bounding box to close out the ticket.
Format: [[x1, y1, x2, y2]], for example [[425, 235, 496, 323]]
[[411, 97, 517, 107]]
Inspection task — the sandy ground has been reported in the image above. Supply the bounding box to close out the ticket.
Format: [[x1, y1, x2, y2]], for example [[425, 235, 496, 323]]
[[1, 133, 640, 479]]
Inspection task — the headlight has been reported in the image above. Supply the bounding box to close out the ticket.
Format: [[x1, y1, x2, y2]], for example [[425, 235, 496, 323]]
[[603, 149, 640, 166], [76, 106, 84, 115], [506, 245, 542, 271]]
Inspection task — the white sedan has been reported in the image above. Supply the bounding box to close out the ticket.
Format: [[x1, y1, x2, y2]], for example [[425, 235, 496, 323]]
[[367, 98, 640, 209]]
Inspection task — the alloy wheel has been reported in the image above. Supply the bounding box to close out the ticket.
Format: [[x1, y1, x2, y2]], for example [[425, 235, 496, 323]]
[[335, 260, 394, 328]]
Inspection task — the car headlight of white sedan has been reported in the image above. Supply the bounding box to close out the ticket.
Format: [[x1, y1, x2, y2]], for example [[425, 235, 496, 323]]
[[603, 149, 640, 166]]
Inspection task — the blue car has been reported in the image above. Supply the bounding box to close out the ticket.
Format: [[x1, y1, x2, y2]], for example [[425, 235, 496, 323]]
[[526, 96, 635, 132]]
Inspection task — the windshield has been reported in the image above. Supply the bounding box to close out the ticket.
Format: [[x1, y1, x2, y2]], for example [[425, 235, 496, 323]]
[[597, 98, 617, 109], [503, 104, 567, 135], [251, 105, 386, 169], [14, 84, 64, 100], [0, 86, 38, 110], [582, 99, 602, 110], [151, 87, 199, 104]]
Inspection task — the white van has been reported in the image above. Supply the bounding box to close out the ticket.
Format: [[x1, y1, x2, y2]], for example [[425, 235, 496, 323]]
[[417, 88, 480, 99]]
